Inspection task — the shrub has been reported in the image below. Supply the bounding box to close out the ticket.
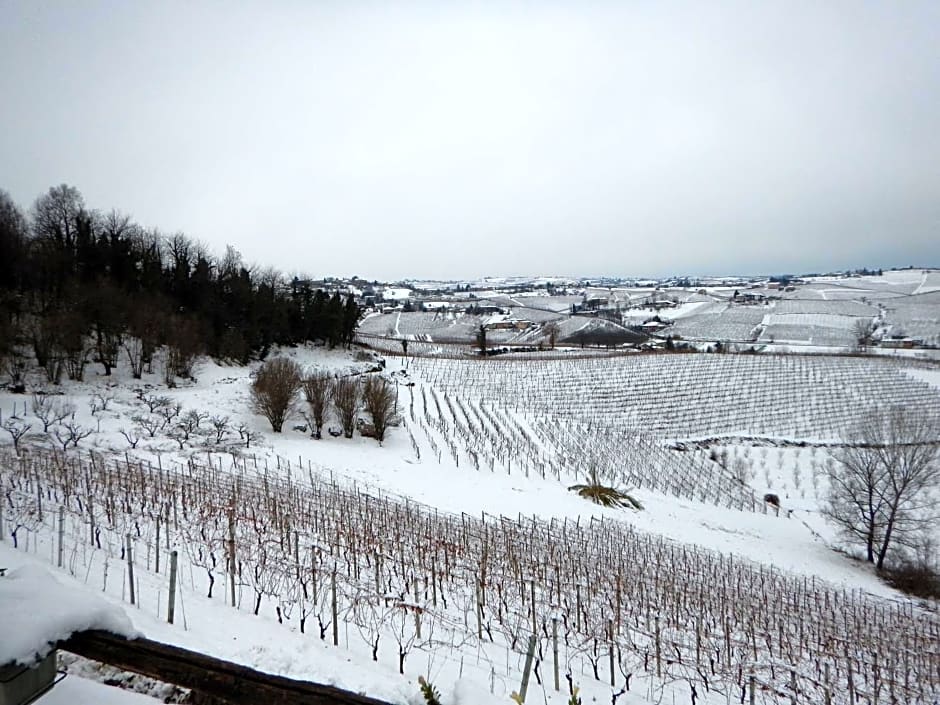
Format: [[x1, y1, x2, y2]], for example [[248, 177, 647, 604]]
[[302, 371, 332, 439], [251, 357, 303, 432], [331, 376, 359, 438], [880, 563, 940, 600], [362, 376, 395, 443]]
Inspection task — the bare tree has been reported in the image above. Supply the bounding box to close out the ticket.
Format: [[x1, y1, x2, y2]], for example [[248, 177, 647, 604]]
[[825, 406, 940, 570], [331, 377, 359, 439], [119, 427, 142, 449], [362, 376, 395, 444], [33, 395, 75, 432], [543, 321, 561, 350], [173, 409, 208, 444], [236, 423, 263, 449], [3, 346, 29, 393], [476, 324, 488, 356], [52, 419, 93, 451], [164, 315, 203, 384], [2, 419, 32, 452], [251, 357, 303, 432], [123, 336, 147, 380], [89, 392, 114, 415], [302, 371, 332, 439], [125, 294, 165, 378], [209, 415, 231, 444], [853, 318, 875, 352], [140, 393, 173, 414], [156, 401, 183, 430], [31, 184, 84, 248], [132, 414, 162, 438], [31, 393, 57, 432]]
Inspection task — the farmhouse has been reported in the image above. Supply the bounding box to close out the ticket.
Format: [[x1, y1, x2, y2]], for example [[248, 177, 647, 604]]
[[486, 318, 535, 331]]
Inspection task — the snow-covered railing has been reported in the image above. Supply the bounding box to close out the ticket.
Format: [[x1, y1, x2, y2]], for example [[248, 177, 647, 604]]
[[60, 630, 395, 705]]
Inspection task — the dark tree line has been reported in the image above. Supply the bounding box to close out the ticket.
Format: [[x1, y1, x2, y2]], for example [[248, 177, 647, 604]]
[[0, 185, 360, 383]]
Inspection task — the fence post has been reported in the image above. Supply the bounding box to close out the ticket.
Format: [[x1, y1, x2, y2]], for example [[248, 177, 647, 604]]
[[609, 620, 615, 687], [655, 615, 662, 679], [375, 552, 382, 597], [414, 579, 421, 640], [530, 581, 537, 635], [552, 617, 560, 692], [475, 583, 483, 641], [228, 510, 236, 608], [331, 568, 339, 647], [155, 517, 161, 574], [0, 477, 4, 541], [168, 550, 178, 624], [749, 675, 755, 705], [576, 583, 582, 631], [57, 505, 65, 568], [848, 656, 856, 705], [126, 534, 136, 606], [518, 634, 537, 703]]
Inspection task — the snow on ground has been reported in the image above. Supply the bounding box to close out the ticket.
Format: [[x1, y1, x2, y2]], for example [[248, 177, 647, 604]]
[[0, 539, 505, 705], [0, 346, 924, 599], [2, 343, 938, 704]]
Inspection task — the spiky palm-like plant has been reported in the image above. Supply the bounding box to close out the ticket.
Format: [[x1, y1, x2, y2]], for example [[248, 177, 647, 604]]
[[569, 468, 642, 510], [417, 676, 442, 705]]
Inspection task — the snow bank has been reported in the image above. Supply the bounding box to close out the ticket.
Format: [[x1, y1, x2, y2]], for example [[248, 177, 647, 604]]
[[0, 563, 137, 665], [39, 674, 163, 704]]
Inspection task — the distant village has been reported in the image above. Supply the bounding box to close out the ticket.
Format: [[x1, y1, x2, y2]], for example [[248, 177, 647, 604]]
[[313, 267, 939, 355]]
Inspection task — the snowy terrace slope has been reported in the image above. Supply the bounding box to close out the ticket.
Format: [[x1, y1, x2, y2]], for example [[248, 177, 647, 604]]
[[882, 290, 940, 347], [3, 450, 939, 705], [410, 353, 940, 441], [2, 346, 940, 705]]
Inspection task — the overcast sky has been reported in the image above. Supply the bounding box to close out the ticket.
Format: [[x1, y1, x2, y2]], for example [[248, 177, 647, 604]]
[[1, 1, 938, 281]]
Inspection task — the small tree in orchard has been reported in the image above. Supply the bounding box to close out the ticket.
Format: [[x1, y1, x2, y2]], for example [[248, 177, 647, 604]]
[[332, 376, 359, 438], [824, 406, 940, 570], [302, 371, 332, 439], [251, 357, 303, 432], [362, 376, 395, 444]]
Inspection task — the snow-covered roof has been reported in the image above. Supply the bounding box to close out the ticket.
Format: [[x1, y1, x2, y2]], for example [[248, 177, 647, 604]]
[[383, 287, 412, 301], [0, 563, 137, 665]]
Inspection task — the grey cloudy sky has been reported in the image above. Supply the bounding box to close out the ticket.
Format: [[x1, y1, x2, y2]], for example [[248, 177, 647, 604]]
[[1, 1, 938, 281]]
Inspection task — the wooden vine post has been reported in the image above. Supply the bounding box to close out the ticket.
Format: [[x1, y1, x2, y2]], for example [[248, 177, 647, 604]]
[[228, 507, 237, 608], [168, 550, 178, 624]]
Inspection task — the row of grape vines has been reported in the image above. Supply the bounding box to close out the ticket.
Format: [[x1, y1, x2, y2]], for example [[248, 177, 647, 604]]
[[2, 449, 937, 704]]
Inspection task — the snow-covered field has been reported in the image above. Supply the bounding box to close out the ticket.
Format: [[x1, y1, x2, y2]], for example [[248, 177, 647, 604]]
[[358, 271, 940, 356], [1, 343, 939, 705]]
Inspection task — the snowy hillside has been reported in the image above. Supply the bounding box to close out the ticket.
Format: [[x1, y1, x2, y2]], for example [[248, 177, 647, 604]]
[[1, 346, 938, 705]]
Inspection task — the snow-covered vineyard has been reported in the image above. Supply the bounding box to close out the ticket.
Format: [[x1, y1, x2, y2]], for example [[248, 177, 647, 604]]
[[2, 448, 939, 705], [3, 0, 939, 695], [409, 353, 940, 440], [1, 337, 940, 704]]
